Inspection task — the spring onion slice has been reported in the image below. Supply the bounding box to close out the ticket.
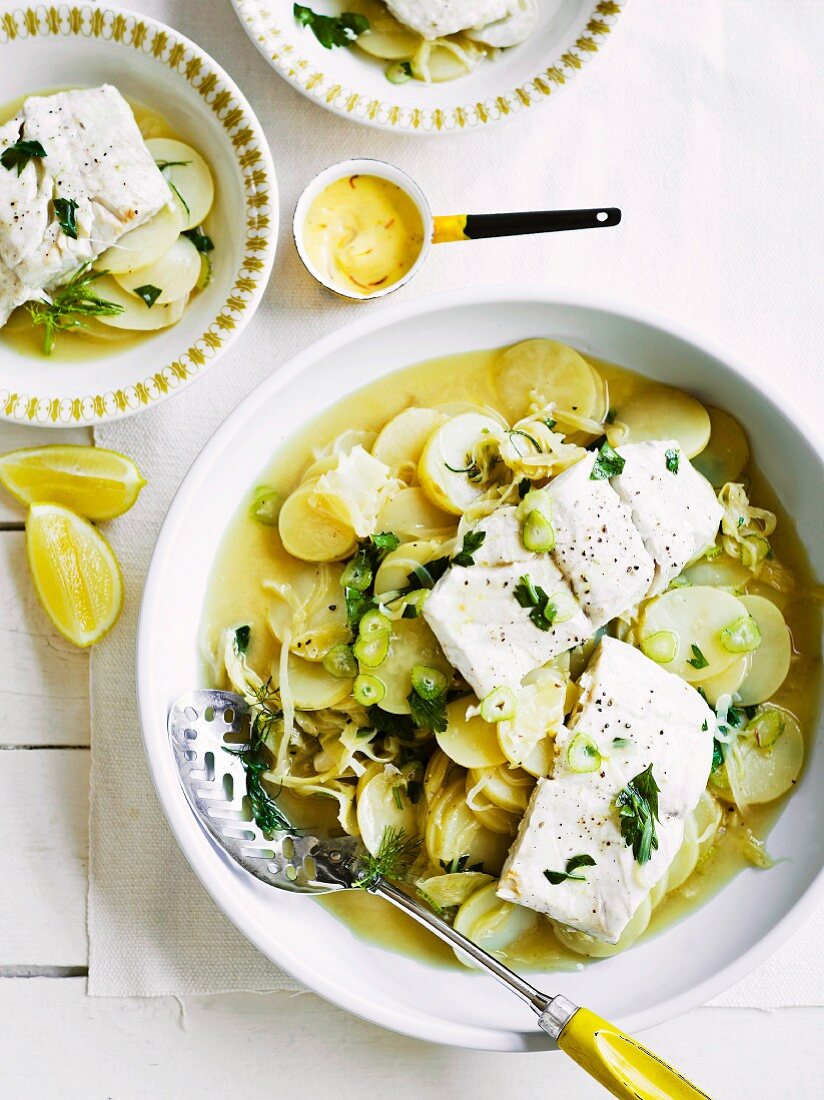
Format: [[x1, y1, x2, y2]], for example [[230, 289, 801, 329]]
[[566, 732, 602, 773], [640, 630, 677, 664], [353, 673, 385, 706], [323, 643, 357, 680], [354, 631, 390, 668], [720, 614, 762, 654], [522, 510, 555, 553], [410, 665, 447, 701], [479, 685, 516, 724], [749, 706, 785, 749]]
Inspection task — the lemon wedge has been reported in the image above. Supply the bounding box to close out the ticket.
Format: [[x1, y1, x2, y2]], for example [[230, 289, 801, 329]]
[[26, 503, 123, 647], [0, 445, 146, 520]]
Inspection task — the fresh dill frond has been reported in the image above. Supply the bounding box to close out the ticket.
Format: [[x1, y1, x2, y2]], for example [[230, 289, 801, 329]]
[[27, 262, 124, 354], [354, 827, 421, 890]]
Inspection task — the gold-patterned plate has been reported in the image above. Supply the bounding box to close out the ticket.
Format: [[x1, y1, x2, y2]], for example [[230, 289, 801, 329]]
[[230, 0, 624, 134], [0, 2, 277, 427]]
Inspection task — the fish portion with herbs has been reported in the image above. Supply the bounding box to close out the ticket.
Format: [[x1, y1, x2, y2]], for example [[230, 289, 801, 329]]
[[201, 338, 820, 968], [293, 0, 539, 85], [0, 84, 216, 355]]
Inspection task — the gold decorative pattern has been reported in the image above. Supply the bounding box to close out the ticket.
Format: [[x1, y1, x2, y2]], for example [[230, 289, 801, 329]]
[[0, 4, 276, 425], [231, 0, 623, 134]]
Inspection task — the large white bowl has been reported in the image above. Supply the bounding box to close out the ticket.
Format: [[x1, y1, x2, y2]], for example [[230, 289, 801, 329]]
[[137, 288, 824, 1051], [230, 0, 624, 135], [0, 2, 277, 427]]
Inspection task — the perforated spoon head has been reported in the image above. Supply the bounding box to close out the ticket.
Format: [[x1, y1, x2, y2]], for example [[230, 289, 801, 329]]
[[168, 689, 364, 893]]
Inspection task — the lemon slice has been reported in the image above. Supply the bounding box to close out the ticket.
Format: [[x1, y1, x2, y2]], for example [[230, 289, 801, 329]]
[[0, 445, 146, 520], [26, 503, 123, 647]]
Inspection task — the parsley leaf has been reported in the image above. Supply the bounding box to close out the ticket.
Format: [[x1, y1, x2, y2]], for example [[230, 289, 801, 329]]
[[54, 197, 78, 239], [344, 587, 375, 632], [234, 624, 251, 654], [440, 854, 484, 874], [134, 284, 162, 309], [590, 439, 626, 480], [665, 448, 680, 474], [408, 686, 448, 734], [452, 530, 485, 568], [293, 4, 368, 48], [1, 138, 46, 175], [370, 531, 400, 557], [687, 643, 709, 670], [615, 764, 660, 864], [183, 226, 214, 253], [517, 478, 531, 498], [711, 740, 726, 772], [543, 853, 597, 885], [514, 573, 557, 631], [701, 719, 709, 732]]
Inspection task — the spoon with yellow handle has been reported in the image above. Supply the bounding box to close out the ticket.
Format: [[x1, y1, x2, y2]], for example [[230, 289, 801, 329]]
[[294, 158, 621, 301], [170, 689, 711, 1100]]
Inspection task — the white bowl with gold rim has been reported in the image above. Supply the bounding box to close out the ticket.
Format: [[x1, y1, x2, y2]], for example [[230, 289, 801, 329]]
[[0, 2, 277, 427], [137, 286, 824, 1051], [230, 0, 624, 135]]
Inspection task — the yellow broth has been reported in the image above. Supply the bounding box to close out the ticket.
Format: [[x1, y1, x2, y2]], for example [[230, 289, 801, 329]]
[[200, 345, 822, 971]]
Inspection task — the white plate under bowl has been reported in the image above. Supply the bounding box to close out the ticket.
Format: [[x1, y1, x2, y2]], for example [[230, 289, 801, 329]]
[[137, 288, 824, 1051], [0, 2, 277, 427], [230, 0, 624, 135]]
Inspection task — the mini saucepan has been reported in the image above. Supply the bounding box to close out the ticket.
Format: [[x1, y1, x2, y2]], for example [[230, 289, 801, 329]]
[[293, 158, 620, 301]]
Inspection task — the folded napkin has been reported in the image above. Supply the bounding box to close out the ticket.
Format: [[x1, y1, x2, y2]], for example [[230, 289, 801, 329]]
[[88, 0, 824, 999]]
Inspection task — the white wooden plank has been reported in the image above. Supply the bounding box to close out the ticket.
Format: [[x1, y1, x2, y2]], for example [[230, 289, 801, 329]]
[[0, 980, 822, 1098], [0, 534, 89, 746], [0, 423, 92, 523], [0, 750, 88, 967]]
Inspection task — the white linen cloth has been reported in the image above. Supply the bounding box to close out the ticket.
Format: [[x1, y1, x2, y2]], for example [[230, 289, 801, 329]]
[[89, 0, 824, 1000]]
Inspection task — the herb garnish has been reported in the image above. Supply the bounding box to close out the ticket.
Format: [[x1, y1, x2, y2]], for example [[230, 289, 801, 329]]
[[293, 4, 369, 48], [543, 854, 596, 885], [711, 740, 726, 772], [452, 530, 485, 568], [543, 417, 557, 430], [615, 764, 660, 865], [407, 670, 448, 734], [355, 827, 420, 890], [612, 736, 631, 748], [514, 573, 557, 631], [54, 197, 78, 239], [444, 457, 482, 481], [134, 284, 162, 309], [341, 532, 399, 630], [518, 478, 530, 498], [440, 853, 484, 875], [590, 439, 626, 480], [687, 643, 709, 670], [507, 429, 542, 455], [605, 407, 617, 425], [223, 680, 289, 835], [26, 263, 124, 354], [234, 624, 251, 654], [1, 138, 46, 175], [665, 448, 680, 474], [183, 226, 214, 253]]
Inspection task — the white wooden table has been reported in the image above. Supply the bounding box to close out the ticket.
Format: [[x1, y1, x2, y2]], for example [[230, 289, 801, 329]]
[[1, 425, 823, 1097]]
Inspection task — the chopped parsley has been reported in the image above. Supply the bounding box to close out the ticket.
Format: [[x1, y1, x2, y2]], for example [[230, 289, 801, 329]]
[[183, 226, 214, 253], [711, 740, 726, 772], [134, 284, 162, 309], [514, 573, 557, 631], [341, 532, 399, 629], [615, 764, 660, 865], [1, 138, 46, 175], [687, 643, 709, 670], [54, 197, 78, 239], [665, 448, 680, 474], [701, 719, 709, 732], [612, 736, 631, 748], [543, 854, 597, 885], [590, 439, 626, 480], [543, 417, 557, 431], [407, 668, 448, 734], [440, 853, 484, 875], [234, 624, 251, 654], [452, 530, 485, 568], [518, 478, 531, 499], [294, 4, 369, 48]]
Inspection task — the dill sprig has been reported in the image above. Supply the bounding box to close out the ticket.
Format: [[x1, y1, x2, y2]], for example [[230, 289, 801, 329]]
[[223, 680, 289, 835], [354, 827, 421, 891], [27, 262, 124, 354]]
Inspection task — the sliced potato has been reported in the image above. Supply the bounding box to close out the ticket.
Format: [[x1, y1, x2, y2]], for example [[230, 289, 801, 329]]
[[92, 275, 186, 331], [726, 708, 804, 805], [374, 538, 449, 595], [115, 235, 201, 304], [607, 385, 711, 458], [437, 698, 508, 768], [372, 407, 447, 475], [416, 871, 493, 908], [145, 137, 215, 230], [418, 412, 503, 514], [640, 586, 751, 683], [453, 881, 538, 955], [377, 616, 451, 714], [553, 895, 653, 958], [699, 653, 750, 706], [466, 788, 520, 836], [357, 28, 421, 59], [412, 40, 485, 82], [96, 201, 183, 274], [493, 339, 603, 422], [273, 652, 352, 710], [423, 748, 460, 806], [278, 479, 357, 562], [356, 767, 421, 856], [737, 594, 792, 705], [498, 670, 565, 771], [425, 777, 510, 875], [376, 487, 456, 540], [692, 406, 750, 488], [682, 553, 751, 591], [467, 763, 535, 815]]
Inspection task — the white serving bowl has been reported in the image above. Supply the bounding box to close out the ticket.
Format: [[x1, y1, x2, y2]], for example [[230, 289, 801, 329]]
[[138, 288, 824, 1051], [0, 2, 277, 427], [230, 0, 624, 135]]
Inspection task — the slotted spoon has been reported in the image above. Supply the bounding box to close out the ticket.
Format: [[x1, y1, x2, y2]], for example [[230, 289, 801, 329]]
[[169, 688, 710, 1100]]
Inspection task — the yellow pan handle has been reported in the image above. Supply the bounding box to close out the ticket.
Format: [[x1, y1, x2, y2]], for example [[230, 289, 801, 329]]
[[557, 1008, 712, 1100]]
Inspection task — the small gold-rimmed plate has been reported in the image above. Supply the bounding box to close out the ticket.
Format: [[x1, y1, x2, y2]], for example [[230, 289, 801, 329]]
[[230, 0, 623, 135], [0, 2, 278, 427]]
